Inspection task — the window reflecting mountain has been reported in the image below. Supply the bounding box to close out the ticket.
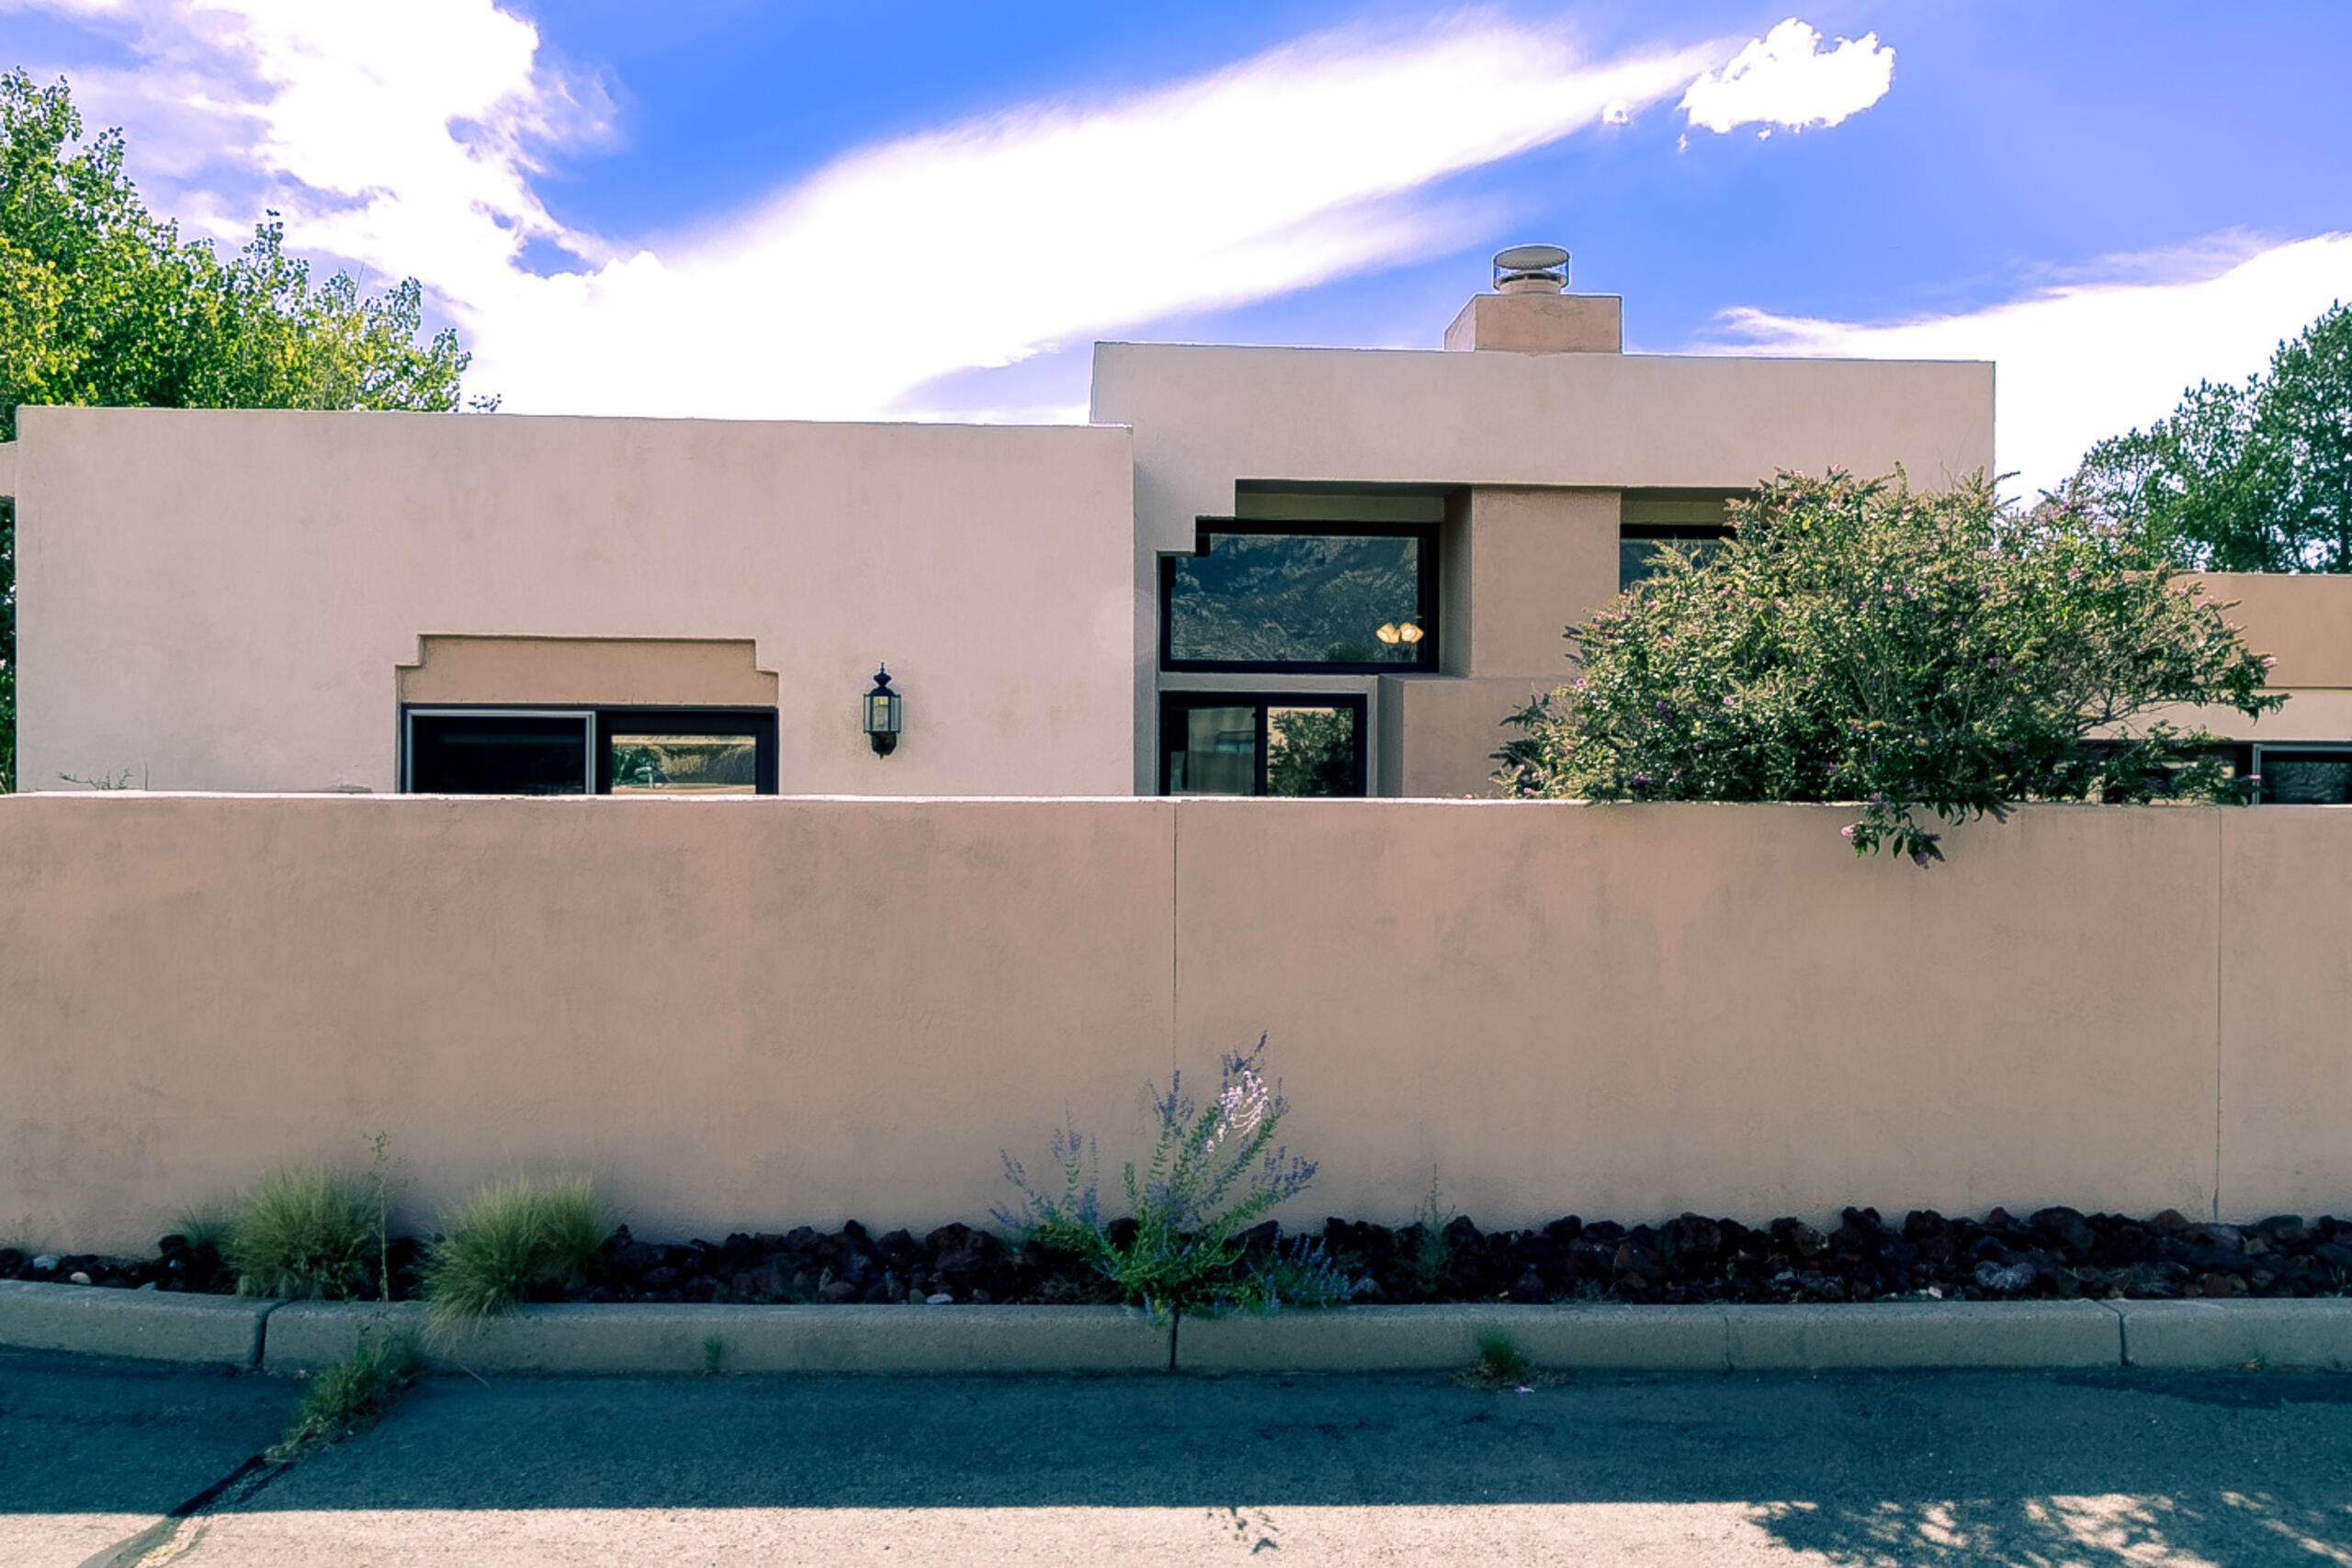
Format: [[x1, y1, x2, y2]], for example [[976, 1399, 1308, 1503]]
[[1166, 531, 1427, 666]]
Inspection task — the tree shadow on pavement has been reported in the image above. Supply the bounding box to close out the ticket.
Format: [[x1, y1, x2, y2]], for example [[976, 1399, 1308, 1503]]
[[1753, 1492, 2352, 1566]]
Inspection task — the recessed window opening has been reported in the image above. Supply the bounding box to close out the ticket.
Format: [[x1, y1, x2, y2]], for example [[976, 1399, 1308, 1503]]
[[1621, 490, 1741, 591], [1159, 694, 1368, 797], [1619, 524, 1736, 591], [1161, 522, 1438, 673], [2254, 745, 2352, 805], [403, 706, 778, 795]]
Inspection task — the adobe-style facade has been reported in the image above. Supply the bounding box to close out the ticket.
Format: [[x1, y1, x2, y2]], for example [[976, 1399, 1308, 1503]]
[[6, 259, 2348, 801]]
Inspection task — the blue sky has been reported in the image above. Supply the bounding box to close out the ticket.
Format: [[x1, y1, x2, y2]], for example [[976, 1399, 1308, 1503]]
[[6, 1, 2350, 491]]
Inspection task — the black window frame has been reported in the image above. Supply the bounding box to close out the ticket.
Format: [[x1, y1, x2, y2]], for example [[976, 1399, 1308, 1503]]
[[595, 707, 780, 795], [401, 705, 779, 795], [1158, 692, 1370, 797], [1159, 519, 1440, 675], [2254, 743, 2352, 805]]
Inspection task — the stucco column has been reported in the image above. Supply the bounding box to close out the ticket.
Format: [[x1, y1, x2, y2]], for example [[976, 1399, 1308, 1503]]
[[1383, 486, 1620, 797]]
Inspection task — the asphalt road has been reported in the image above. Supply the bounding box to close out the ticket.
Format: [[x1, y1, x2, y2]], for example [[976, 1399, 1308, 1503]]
[[6, 1348, 2352, 1566]]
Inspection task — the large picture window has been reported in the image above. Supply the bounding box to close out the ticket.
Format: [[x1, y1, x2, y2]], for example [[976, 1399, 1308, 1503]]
[[1161, 524, 1436, 672], [1159, 694, 1368, 796], [403, 707, 778, 795]]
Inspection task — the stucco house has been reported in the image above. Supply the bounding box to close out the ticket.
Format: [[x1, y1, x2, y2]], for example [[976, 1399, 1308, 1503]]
[[6, 249, 2348, 802]]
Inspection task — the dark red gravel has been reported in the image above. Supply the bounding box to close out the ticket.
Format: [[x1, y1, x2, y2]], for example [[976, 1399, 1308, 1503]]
[[7, 1205, 2346, 1307]]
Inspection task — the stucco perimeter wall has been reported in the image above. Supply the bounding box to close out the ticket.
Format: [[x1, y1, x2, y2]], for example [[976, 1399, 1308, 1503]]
[[15, 407, 1136, 795], [5, 795, 2348, 1255]]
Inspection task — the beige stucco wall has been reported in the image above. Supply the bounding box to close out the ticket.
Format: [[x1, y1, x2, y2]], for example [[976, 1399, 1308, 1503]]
[[1376, 676, 1550, 798], [1443, 292, 1623, 354], [2218, 806, 2352, 1218], [397, 636, 779, 708], [1446, 488, 1620, 679], [6, 794, 2345, 1255], [2200, 573, 2352, 690], [2102, 573, 2352, 743], [1092, 342, 1997, 559], [15, 407, 1136, 795]]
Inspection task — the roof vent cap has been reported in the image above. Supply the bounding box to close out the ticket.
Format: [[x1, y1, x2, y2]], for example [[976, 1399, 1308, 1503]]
[[1492, 243, 1569, 295]]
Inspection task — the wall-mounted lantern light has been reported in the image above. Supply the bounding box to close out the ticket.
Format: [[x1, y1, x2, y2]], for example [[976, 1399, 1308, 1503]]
[[864, 667, 902, 756], [1374, 621, 1425, 648]]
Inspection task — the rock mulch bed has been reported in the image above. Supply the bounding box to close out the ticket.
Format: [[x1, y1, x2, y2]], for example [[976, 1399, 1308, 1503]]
[[6, 1207, 2348, 1307]]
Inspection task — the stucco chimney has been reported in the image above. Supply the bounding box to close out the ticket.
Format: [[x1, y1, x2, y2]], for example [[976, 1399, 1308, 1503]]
[[1444, 244, 1623, 354]]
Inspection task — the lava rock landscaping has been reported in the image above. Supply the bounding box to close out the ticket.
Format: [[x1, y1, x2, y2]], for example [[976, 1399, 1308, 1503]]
[[6, 1206, 2348, 1307]]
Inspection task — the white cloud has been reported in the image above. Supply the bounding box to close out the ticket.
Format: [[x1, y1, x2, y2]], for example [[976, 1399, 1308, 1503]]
[[9, 1, 1759, 422], [1703, 232, 2352, 498], [1679, 18, 1894, 135]]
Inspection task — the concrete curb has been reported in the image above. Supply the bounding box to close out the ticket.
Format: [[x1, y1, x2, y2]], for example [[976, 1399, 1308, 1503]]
[[1724, 1301, 2123, 1370], [1182, 1304, 1731, 1372], [8, 1281, 2351, 1375], [2116, 1299, 2352, 1370], [261, 1301, 1168, 1376], [0, 1280, 279, 1367]]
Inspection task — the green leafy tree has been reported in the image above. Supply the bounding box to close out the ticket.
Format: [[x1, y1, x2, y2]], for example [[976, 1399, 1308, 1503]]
[[2073, 302, 2352, 571], [0, 70, 489, 789], [1496, 470, 2281, 866]]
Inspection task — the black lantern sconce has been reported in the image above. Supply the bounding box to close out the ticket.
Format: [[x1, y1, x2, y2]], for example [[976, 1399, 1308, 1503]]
[[863, 667, 902, 756]]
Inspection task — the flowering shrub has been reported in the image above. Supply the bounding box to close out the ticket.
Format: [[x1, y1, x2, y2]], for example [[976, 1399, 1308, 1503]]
[[998, 1035, 1317, 1364], [1231, 1234, 1357, 1313], [1496, 470, 2283, 864]]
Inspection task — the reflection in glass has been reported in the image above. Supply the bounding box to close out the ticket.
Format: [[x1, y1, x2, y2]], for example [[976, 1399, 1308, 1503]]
[[607, 734, 760, 795], [1166, 705, 1257, 795], [407, 714, 591, 795], [1620, 531, 1731, 591], [2259, 751, 2352, 805], [1167, 532, 1426, 665], [1266, 706, 1357, 796]]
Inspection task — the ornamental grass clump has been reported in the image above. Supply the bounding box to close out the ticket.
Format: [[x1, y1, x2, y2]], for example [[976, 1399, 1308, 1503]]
[[421, 1176, 606, 1336], [999, 1035, 1317, 1370], [220, 1168, 380, 1300], [1497, 469, 2283, 865]]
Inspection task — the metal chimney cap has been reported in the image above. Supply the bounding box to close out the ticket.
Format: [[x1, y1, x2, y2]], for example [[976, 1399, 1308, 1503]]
[[1493, 243, 1569, 293]]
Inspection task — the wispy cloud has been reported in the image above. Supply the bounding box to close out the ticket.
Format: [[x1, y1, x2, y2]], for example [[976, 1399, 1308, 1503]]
[[1679, 18, 1894, 136], [1705, 232, 2352, 498], [7, 3, 1890, 422]]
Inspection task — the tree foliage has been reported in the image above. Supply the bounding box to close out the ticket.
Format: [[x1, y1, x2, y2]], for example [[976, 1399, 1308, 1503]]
[[1496, 470, 2281, 865], [2072, 302, 2352, 572], [0, 70, 490, 789]]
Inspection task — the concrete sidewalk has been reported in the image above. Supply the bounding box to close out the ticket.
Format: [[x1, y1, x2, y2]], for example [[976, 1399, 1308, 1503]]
[[6, 1352, 2352, 1566]]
